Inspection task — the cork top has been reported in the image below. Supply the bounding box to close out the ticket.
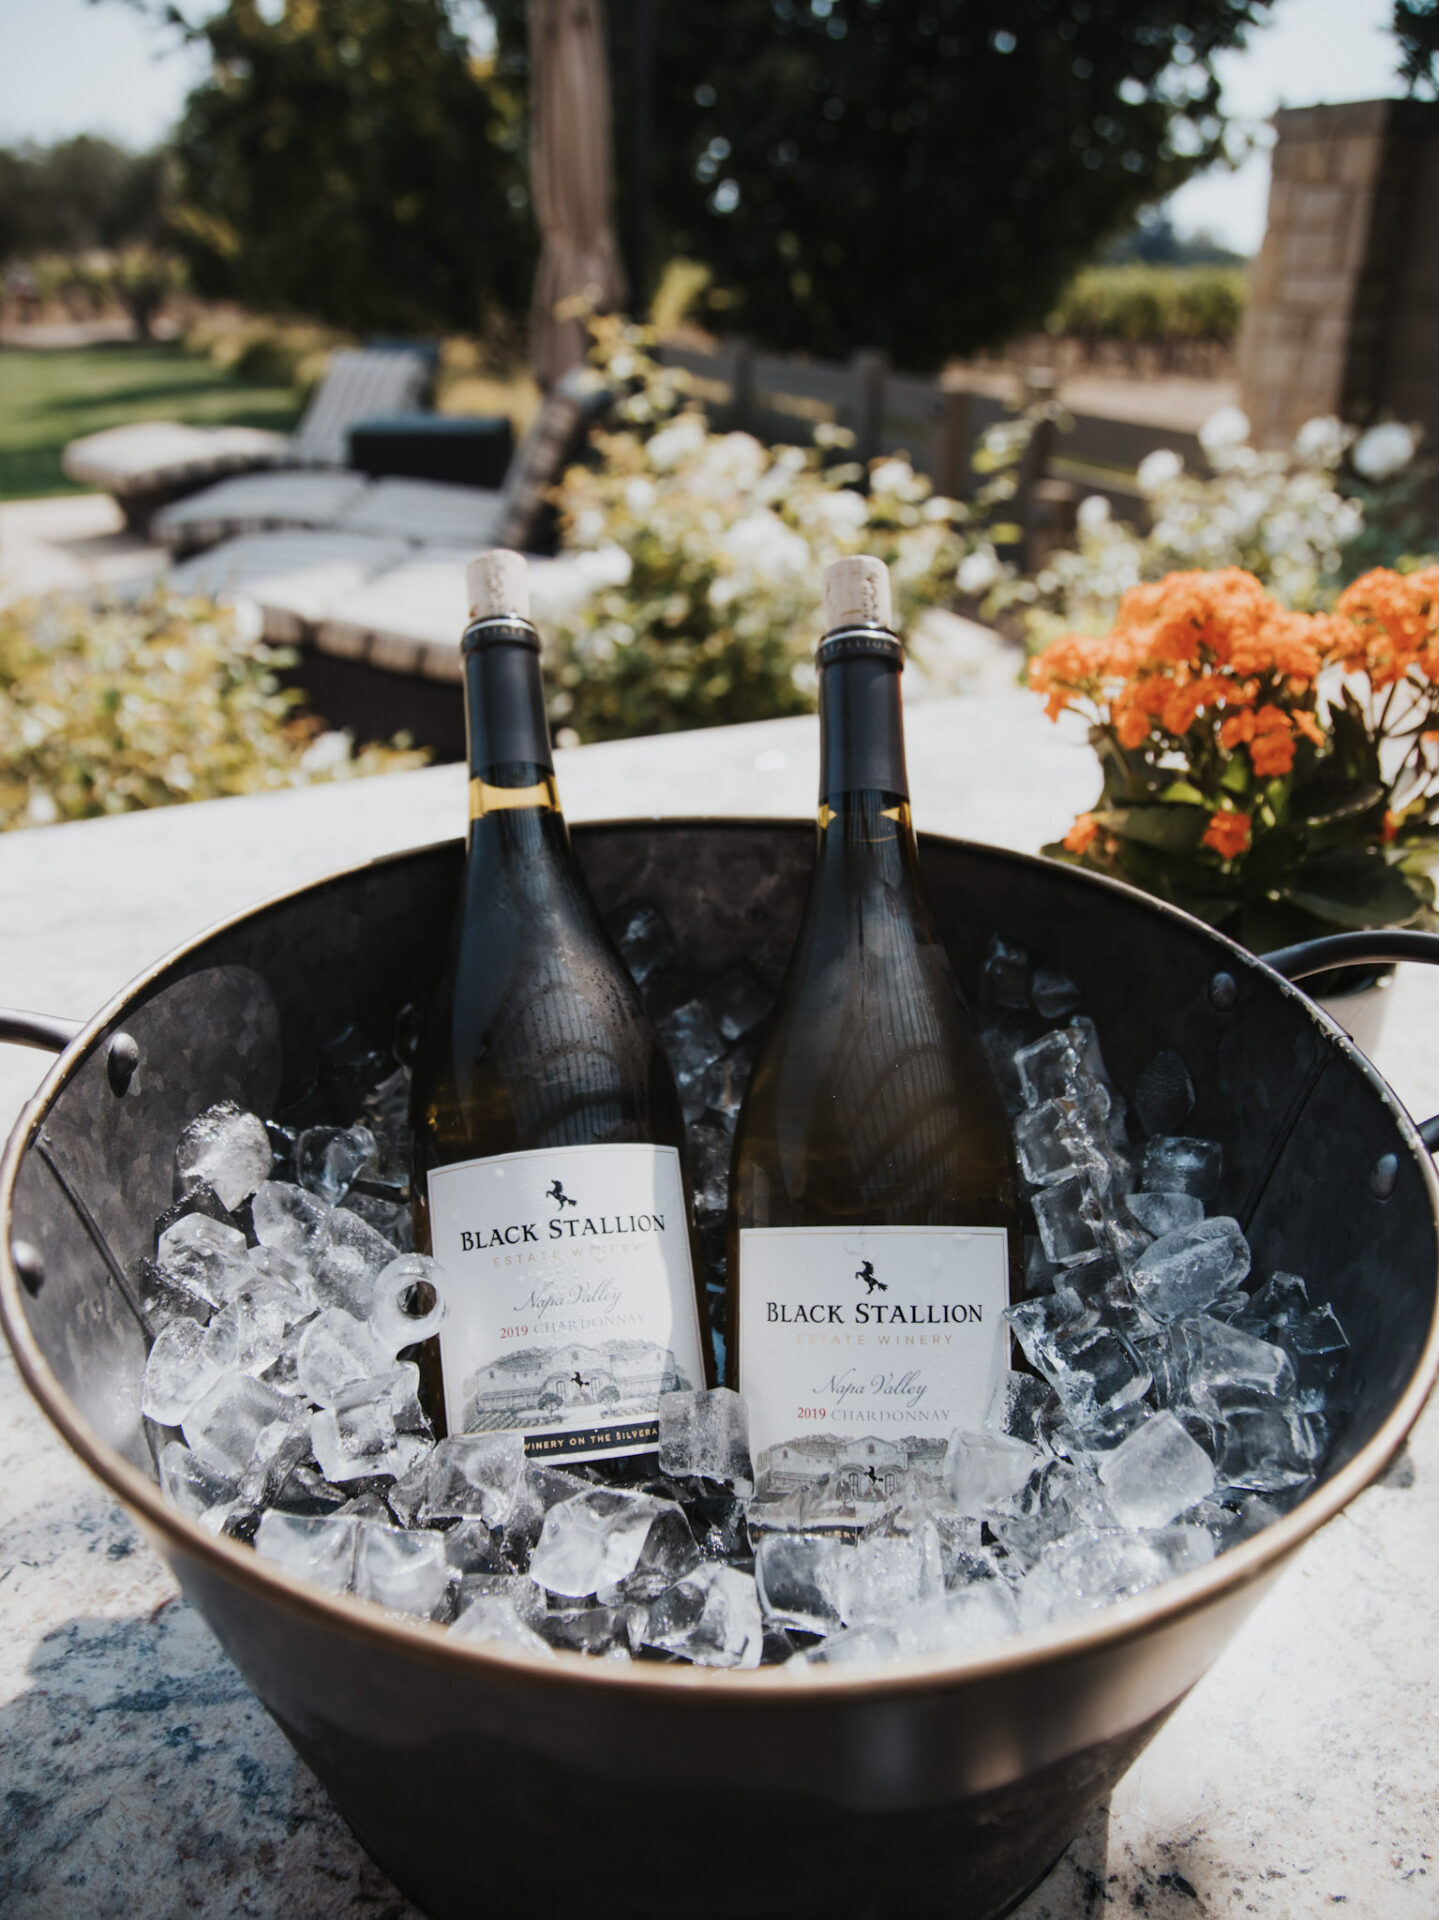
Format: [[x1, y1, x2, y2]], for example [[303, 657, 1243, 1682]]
[[821, 555, 892, 634], [466, 549, 530, 624]]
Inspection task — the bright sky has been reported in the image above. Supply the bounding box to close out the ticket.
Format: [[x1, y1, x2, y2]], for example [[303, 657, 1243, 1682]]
[[0, 0, 1408, 255]]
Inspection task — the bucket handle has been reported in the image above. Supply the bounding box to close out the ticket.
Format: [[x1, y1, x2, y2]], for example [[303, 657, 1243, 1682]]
[[0, 1009, 83, 1052], [1265, 931, 1439, 1152]]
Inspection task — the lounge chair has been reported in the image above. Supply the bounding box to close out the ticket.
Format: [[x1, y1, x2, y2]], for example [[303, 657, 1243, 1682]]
[[153, 366, 605, 559], [62, 345, 432, 528]]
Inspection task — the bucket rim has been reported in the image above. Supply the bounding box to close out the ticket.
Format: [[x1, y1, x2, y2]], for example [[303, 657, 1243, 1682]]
[[2, 815, 1435, 1699]]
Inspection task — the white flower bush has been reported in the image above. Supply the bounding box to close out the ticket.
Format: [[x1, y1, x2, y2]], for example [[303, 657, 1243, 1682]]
[[992, 407, 1424, 648], [544, 318, 1022, 741]]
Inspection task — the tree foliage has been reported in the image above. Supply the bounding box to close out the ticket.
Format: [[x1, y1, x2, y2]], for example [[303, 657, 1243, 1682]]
[[1395, 0, 1439, 94], [168, 0, 533, 335], [494, 0, 1270, 369], [0, 136, 166, 264]]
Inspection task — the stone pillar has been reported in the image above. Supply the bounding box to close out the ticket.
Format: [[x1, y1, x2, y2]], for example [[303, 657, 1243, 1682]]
[[1237, 98, 1439, 448]]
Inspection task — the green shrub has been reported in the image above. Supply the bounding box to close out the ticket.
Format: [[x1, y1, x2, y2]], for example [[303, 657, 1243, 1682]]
[[0, 589, 425, 829], [1046, 264, 1247, 351]]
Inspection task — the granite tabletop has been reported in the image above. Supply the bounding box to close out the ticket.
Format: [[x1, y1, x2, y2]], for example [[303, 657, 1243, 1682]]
[[1, 694, 1436, 1919]]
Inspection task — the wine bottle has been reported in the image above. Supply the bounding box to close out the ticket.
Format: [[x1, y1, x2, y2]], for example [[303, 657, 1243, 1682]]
[[728, 555, 1020, 1486], [410, 550, 711, 1463]]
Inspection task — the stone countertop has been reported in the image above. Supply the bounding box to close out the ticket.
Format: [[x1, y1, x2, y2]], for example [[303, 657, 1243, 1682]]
[[1, 697, 1436, 1919]]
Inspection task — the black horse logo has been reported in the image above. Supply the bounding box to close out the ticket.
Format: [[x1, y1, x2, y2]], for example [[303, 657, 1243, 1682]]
[[548, 1179, 576, 1209], [571, 1370, 589, 1390], [856, 1260, 886, 1294]]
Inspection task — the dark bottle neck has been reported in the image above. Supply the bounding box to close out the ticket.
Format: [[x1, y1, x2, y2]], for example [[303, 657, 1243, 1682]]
[[811, 624, 927, 911], [817, 627, 909, 807], [462, 615, 566, 856]]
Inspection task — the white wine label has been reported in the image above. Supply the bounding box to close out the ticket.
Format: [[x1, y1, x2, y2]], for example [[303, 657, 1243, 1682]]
[[738, 1225, 1010, 1483], [427, 1142, 706, 1461]]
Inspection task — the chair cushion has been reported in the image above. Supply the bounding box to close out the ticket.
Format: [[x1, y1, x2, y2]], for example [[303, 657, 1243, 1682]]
[[61, 422, 286, 498], [152, 471, 372, 553], [289, 347, 431, 466], [165, 531, 411, 642], [335, 477, 508, 547]]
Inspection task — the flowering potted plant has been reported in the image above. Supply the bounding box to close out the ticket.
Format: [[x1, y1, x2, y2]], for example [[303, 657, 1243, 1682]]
[[1031, 566, 1439, 968]]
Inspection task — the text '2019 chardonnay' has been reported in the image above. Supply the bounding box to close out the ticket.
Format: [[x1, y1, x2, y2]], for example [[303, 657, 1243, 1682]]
[[409, 550, 711, 1462], [728, 555, 1020, 1481]]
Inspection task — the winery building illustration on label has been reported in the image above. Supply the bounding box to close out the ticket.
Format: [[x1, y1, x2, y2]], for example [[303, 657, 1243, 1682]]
[[738, 1224, 1010, 1464], [427, 1141, 705, 1460]]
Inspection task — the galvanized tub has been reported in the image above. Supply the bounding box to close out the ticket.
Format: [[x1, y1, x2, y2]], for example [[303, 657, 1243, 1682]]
[[2, 820, 1436, 1920]]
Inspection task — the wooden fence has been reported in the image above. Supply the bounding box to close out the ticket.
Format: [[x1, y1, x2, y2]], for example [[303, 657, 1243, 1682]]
[[657, 340, 1203, 562]]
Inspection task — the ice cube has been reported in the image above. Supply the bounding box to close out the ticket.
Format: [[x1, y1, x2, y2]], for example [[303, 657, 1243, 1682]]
[[205, 1287, 291, 1378], [1133, 1051, 1196, 1136], [1171, 1314, 1297, 1407], [254, 1510, 358, 1593], [655, 999, 727, 1122], [312, 1207, 398, 1319], [644, 1563, 764, 1668], [156, 1212, 252, 1306], [945, 1431, 1043, 1514], [980, 935, 1033, 1012], [295, 1307, 394, 1407], [810, 1583, 1019, 1664], [1098, 1411, 1216, 1529], [1125, 1191, 1204, 1237], [1213, 1397, 1319, 1493], [537, 1606, 633, 1658], [183, 1370, 298, 1478], [1130, 1218, 1251, 1319], [450, 1592, 555, 1655], [598, 1501, 702, 1604], [1018, 1523, 1215, 1630], [1005, 1287, 1098, 1375], [157, 1439, 241, 1533], [441, 1521, 509, 1576], [251, 1180, 330, 1261], [1042, 1323, 1153, 1425], [1014, 1029, 1104, 1110], [658, 1387, 753, 1493], [1140, 1136, 1222, 1202], [753, 1533, 846, 1634], [1014, 1099, 1110, 1189], [498, 1463, 594, 1565], [985, 1371, 1056, 1447], [981, 1015, 1035, 1116], [681, 1485, 751, 1563], [418, 1433, 527, 1529], [309, 1365, 433, 1483], [294, 1124, 377, 1206], [359, 1064, 413, 1190], [342, 1193, 414, 1251], [176, 1102, 273, 1211], [1032, 1175, 1109, 1264], [987, 1458, 1109, 1565], [1031, 968, 1083, 1020], [609, 900, 677, 988], [269, 1462, 351, 1518], [1279, 1303, 1349, 1408], [133, 1253, 222, 1328], [453, 1570, 547, 1626], [1247, 1270, 1310, 1330], [370, 1252, 448, 1352], [528, 1488, 672, 1598], [703, 965, 771, 1043], [835, 1526, 944, 1627], [142, 1316, 233, 1426], [352, 1522, 453, 1618]]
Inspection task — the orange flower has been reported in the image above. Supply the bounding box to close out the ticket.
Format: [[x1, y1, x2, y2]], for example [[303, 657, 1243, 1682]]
[[1293, 709, 1324, 747], [1203, 810, 1251, 860], [1248, 705, 1296, 778], [1331, 567, 1439, 686], [1064, 813, 1099, 855], [1383, 809, 1400, 843]]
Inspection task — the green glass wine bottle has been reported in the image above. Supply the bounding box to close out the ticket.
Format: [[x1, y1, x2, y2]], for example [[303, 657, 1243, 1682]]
[[728, 555, 1020, 1479], [410, 550, 712, 1463]]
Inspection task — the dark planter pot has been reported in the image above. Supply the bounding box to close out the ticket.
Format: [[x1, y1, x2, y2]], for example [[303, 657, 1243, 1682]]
[[2, 822, 1436, 1920]]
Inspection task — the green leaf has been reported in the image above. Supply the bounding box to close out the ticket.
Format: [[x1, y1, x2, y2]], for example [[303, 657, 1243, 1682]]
[[1158, 779, 1208, 806], [1290, 780, 1386, 827], [1094, 804, 1210, 854], [1281, 853, 1429, 930]]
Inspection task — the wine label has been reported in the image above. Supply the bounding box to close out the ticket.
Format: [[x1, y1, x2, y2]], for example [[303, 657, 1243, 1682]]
[[738, 1225, 1010, 1484], [426, 1142, 706, 1461]]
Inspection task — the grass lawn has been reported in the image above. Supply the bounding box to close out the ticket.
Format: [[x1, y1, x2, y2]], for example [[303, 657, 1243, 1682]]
[[0, 344, 304, 500]]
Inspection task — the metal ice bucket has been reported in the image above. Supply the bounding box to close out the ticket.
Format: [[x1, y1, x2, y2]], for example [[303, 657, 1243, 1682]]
[[2, 821, 1436, 1920]]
